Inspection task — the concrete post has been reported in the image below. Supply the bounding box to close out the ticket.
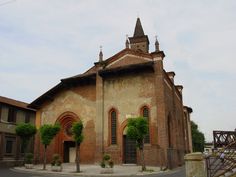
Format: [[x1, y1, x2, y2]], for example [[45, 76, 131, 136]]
[[184, 152, 206, 177]]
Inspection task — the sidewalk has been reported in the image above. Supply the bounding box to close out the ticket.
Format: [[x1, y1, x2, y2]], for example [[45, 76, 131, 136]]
[[14, 163, 166, 176]]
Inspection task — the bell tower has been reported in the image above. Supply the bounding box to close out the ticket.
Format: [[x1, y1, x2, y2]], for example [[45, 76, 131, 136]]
[[129, 18, 150, 53]]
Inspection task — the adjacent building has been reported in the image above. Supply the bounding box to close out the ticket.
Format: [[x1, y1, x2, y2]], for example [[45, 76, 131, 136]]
[[29, 18, 193, 169], [0, 96, 36, 166]]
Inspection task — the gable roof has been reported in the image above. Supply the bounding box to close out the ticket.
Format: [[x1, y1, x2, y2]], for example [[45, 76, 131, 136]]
[[99, 61, 154, 77], [28, 48, 161, 109], [105, 48, 152, 65], [0, 96, 35, 111], [84, 48, 152, 75], [28, 73, 96, 109]]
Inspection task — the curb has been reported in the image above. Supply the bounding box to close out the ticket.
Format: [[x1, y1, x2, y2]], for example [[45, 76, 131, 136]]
[[12, 166, 166, 177]]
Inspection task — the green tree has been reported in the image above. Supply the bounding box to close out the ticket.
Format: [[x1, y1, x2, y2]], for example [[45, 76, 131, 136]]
[[39, 124, 60, 170], [71, 121, 84, 173], [126, 117, 148, 171], [191, 121, 205, 152], [15, 123, 37, 161]]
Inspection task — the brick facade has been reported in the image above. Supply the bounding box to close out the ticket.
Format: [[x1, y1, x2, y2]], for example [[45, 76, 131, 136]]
[[30, 18, 193, 169]]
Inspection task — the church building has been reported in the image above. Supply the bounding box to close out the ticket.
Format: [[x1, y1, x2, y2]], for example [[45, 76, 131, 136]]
[[29, 18, 193, 169]]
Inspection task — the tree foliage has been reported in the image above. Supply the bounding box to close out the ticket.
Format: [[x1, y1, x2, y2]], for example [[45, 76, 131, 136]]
[[126, 117, 148, 171], [15, 123, 37, 154], [39, 124, 60, 146], [191, 121, 205, 152], [72, 121, 84, 145], [127, 117, 148, 149], [39, 124, 60, 170], [71, 121, 84, 172]]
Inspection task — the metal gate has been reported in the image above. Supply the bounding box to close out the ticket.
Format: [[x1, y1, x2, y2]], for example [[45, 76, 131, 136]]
[[206, 130, 236, 177]]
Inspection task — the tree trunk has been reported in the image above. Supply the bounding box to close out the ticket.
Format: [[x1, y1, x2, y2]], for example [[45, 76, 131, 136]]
[[140, 142, 146, 171], [76, 144, 80, 172], [43, 145, 47, 170]]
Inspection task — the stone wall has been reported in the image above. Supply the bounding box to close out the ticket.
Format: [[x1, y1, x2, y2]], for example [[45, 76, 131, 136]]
[[185, 153, 206, 177]]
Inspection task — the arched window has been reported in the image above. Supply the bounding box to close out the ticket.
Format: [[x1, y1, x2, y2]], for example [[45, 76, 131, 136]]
[[110, 110, 117, 145], [142, 106, 150, 143]]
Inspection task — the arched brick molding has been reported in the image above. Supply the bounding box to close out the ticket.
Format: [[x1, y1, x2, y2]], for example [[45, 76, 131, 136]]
[[120, 119, 137, 164], [108, 108, 118, 146], [140, 105, 151, 144], [54, 111, 80, 162]]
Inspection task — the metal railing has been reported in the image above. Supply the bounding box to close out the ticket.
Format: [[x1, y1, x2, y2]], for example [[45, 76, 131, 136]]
[[206, 140, 236, 177]]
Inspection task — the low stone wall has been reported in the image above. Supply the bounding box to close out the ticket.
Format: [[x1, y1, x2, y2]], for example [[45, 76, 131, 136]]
[[184, 152, 206, 177], [0, 159, 24, 167]]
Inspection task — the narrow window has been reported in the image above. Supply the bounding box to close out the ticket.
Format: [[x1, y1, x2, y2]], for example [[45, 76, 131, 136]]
[[168, 114, 173, 148], [8, 107, 17, 123], [110, 110, 117, 145], [5, 137, 15, 154], [20, 142, 25, 153], [142, 107, 150, 143], [25, 112, 30, 123], [6, 140, 13, 153]]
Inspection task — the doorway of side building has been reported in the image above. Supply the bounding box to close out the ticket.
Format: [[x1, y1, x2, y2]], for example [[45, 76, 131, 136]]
[[64, 141, 76, 163], [123, 126, 137, 164]]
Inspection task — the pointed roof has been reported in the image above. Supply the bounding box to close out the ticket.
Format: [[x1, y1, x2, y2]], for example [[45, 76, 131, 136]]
[[133, 18, 145, 37]]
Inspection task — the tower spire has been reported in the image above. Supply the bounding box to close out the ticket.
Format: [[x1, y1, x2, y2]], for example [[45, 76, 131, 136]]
[[133, 17, 145, 37], [128, 18, 149, 53], [99, 45, 103, 62], [155, 35, 160, 52], [125, 34, 129, 49]]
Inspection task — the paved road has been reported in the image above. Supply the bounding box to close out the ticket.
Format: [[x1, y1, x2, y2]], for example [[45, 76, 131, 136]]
[[0, 167, 186, 177]]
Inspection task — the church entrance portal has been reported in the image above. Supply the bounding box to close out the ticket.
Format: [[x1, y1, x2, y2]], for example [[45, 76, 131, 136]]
[[123, 125, 137, 164], [123, 135, 136, 163], [63, 141, 76, 163]]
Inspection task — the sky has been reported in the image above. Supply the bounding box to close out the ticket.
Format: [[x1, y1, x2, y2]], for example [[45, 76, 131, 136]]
[[0, 0, 235, 142]]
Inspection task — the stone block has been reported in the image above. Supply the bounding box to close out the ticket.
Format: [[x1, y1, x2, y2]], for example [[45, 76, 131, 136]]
[[184, 152, 206, 177]]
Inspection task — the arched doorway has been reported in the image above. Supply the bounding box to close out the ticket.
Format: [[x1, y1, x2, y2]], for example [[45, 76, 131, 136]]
[[55, 112, 79, 163], [123, 126, 137, 164]]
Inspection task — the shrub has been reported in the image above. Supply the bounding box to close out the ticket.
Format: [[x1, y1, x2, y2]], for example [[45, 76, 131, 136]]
[[103, 154, 111, 161], [25, 153, 34, 164], [100, 161, 106, 168], [109, 161, 114, 168], [51, 154, 62, 166], [100, 154, 114, 168]]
